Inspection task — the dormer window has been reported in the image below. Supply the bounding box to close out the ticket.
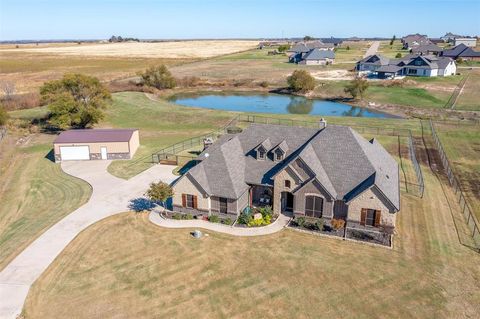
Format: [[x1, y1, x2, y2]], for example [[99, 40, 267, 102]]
[[272, 140, 288, 162], [258, 147, 266, 160], [275, 148, 284, 161]]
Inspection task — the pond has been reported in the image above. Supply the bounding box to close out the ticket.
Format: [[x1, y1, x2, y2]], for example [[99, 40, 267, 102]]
[[169, 92, 395, 118]]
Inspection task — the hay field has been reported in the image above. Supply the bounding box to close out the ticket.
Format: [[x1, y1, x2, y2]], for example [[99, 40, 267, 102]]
[[1, 40, 259, 58]]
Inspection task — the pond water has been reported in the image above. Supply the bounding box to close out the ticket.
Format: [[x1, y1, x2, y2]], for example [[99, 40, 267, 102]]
[[169, 93, 395, 118]]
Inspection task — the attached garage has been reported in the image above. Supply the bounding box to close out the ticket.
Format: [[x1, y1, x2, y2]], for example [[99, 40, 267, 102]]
[[53, 129, 139, 162]]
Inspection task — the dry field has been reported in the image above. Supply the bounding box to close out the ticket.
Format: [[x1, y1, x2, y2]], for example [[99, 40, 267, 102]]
[[1, 40, 259, 59]]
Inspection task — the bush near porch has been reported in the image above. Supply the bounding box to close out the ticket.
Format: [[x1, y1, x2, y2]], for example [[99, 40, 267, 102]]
[[238, 206, 274, 227]]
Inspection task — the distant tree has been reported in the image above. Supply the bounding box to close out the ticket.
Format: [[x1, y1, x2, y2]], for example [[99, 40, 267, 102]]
[[390, 35, 396, 46], [346, 45, 350, 50], [109, 35, 118, 43], [117, 36, 123, 42], [287, 70, 316, 93], [277, 44, 291, 52], [303, 35, 314, 41], [395, 53, 402, 58], [40, 73, 111, 129], [344, 77, 369, 100], [0, 103, 8, 126], [145, 181, 174, 208], [139, 65, 177, 89]]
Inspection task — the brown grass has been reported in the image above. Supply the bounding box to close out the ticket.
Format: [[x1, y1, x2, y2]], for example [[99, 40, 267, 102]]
[[23, 167, 480, 318]]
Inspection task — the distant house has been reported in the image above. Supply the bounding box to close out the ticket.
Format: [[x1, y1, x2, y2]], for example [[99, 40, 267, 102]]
[[401, 33, 430, 49], [288, 41, 335, 64], [298, 48, 335, 65], [410, 43, 442, 56], [321, 37, 343, 47], [441, 32, 462, 43], [454, 37, 477, 48], [356, 54, 456, 79], [441, 43, 480, 61]]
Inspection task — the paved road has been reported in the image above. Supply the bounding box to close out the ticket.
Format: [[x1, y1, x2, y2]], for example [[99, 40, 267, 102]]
[[149, 211, 291, 236], [0, 161, 177, 319], [364, 41, 380, 58]]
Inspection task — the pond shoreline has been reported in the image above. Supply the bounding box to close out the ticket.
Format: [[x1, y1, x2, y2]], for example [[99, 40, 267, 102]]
[[167, 90, 400, 119]]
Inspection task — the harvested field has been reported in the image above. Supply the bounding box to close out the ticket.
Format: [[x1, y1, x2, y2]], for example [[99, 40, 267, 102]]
[[1, 40, 259, 59]]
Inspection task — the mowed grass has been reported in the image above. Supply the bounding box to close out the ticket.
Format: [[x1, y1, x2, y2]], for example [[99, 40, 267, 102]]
[[376, 40, 406, 58], [366, 85, 452, 108], [433, 121, 480, 221], [455, 69, 480, 111], [23, 167, 480, 318], [0, 134, 91, 270]]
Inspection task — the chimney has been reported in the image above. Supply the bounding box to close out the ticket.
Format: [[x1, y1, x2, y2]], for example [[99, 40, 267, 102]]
[[319, 118, 327, 129]]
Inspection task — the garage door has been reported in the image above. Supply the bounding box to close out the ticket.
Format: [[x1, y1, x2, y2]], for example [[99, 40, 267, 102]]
[[60, 146, 90, 161]]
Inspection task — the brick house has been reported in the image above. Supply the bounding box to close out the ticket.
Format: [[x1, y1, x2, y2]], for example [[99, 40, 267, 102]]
[[172, 122, 400, 233]]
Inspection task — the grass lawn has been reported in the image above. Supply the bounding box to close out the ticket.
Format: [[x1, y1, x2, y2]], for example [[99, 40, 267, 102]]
[[23, 166, 480, 318], [366, 85, 452, 108], [0, 133, 91, 270], [433, 121, 480, 222], [376, 40, 406, 58], [454, 69, 480, 111]]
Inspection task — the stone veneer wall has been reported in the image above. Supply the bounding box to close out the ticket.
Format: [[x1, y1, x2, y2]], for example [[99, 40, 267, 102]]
[[348, 187, 396, 227]]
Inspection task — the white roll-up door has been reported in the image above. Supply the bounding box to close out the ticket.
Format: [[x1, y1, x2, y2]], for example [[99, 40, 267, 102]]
[[60, 146, 90, 161]]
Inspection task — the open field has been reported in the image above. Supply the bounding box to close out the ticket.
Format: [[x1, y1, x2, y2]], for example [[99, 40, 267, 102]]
[[23, 165, 480, 318], [0, 40, 259, 58], [377, 40, 406, 58], [433, 121, 480, 221], [454, 69, 480, 111], [0, 133, 91, 270]]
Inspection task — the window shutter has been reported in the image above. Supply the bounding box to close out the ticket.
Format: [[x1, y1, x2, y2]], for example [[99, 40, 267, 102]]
[[193, 195, 198, 209], [374, 210, 381, 227], [182, 194, 186, 207], [360, 208, 367, 226]]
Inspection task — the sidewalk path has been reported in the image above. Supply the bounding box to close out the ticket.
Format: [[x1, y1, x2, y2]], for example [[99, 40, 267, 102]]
[[149, 211, 291, 236], [0, 161, 177, 319], [364, 41, 380, 58]]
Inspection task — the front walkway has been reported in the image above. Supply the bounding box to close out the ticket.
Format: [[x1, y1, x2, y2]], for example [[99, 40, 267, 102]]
[[0, 161, 177, 319], [149, 211, 291, 236]]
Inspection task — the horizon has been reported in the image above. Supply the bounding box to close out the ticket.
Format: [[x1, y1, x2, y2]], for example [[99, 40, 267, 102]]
[[1, 0, 479, 41]]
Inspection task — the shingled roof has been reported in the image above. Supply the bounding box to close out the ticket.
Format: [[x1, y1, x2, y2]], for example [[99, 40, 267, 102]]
[[184, 123, 400, 210]]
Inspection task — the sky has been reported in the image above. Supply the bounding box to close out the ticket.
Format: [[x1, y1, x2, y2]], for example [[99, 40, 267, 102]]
[[0, 0, 479, 41]]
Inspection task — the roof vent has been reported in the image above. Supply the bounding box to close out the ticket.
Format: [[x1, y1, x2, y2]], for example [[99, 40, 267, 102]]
[[319, 118, 327, 129]]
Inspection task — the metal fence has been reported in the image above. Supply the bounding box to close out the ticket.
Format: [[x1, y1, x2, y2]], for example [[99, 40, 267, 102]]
[[429, 119, 480, 247], [408, 131, 425, 198]]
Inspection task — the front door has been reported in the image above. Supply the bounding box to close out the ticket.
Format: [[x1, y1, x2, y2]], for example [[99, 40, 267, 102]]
[[281, 192, 294, 212], [101, 147, 107, 160]]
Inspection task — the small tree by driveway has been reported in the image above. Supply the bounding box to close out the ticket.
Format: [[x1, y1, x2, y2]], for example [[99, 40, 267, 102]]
[[146, 181, 174, 209]]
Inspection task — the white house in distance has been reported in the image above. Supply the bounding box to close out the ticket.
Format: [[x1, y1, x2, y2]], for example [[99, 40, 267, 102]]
[[454, 37, 477, 48], [356, 54, 456, 79]]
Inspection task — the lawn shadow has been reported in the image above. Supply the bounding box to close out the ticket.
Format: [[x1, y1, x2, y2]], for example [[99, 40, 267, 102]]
[[129, 198, 157, 212], [44, 149, 55, 163]]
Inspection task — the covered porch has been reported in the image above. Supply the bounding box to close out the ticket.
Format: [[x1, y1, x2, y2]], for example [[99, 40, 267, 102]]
[[249, 184, 273, 208]]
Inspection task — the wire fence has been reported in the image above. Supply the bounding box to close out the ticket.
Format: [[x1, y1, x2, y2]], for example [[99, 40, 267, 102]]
[[151, 114, 425, 198], [429, 119, 480, 247]]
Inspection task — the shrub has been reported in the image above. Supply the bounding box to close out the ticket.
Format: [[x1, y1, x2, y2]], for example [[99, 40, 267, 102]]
[[222, 217, 232, 225], [183, 213, 193, 220], [172, 213, 182, 220], [139, 65, 176, 89], [277, 44, 291, 53], [258, 81, 269, 88], [0, 104, 8, 126], [238, 211, 252, 225], [294, 216, 306, 227], [344, 77, 369, 100], [287, 70, 316, 93], [226, 126, 242, 134], [395, 53, 402, 58], [177, 76, 202, 88], [257, 206, 273, 218], [331, 218, 345, 230], [315, 219, 324, 231], [248, 218, 265, 227], [208, 215, 220, 223], [346, 45, 350, 50]]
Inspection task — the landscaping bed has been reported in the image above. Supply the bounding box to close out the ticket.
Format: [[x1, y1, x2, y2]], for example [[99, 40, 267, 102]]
[[288, 216, 345, 238], [345, 227, 392, 247], [235, 206, 277, 228], [163, 211, 234, 225]]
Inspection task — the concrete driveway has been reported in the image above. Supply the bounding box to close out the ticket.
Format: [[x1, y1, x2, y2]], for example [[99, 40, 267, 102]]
[[0, 161, 177, 319], [364, 41, 380, 58]]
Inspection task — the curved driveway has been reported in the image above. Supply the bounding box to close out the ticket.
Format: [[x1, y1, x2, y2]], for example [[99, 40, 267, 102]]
[[0, 161, 177, 319]]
